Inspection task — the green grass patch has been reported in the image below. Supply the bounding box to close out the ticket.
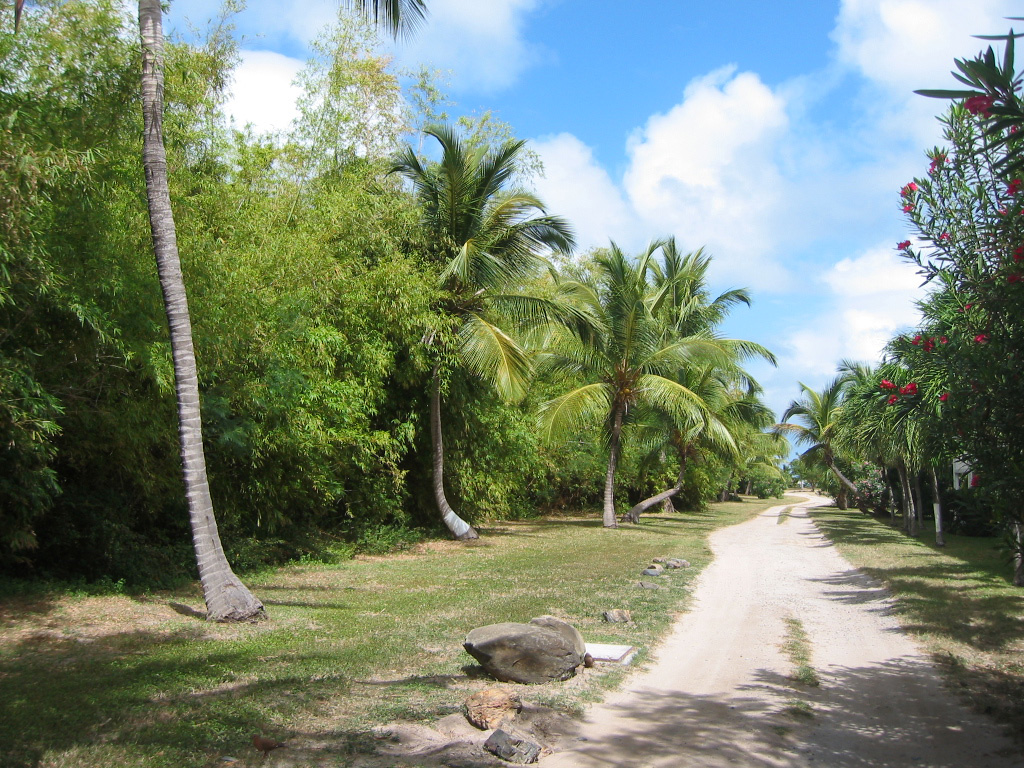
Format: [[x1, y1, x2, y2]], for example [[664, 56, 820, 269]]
[[0, 496, 800, 767], [809, 507, 1024, 739], [781, 616, 820, 687]]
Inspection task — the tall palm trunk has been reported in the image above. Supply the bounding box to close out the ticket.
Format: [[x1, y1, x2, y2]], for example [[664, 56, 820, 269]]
[[913, 470, 925, 537], [1012, 522, 1024, 587], [624, 452, 687, 523], [602, 404, 624, 528], [931, 466, 945, 547], [139, 0, 263, 622], [897, 462, 915, 536], [430, 369, 478, 540]]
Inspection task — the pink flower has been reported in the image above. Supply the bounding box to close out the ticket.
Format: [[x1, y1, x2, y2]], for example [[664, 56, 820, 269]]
[[970, 474, 980, 488], [929, 154, 946, 173], [940, 336, 948, 344], [939, 233, 951, 241], [901, 182, 919, 196], [939, 392, 949, 402], [899, 382, 918, 395], [1008, 179, 1023, 195], [923, 338, 935, 351], [880, 379, 896, 390], [975, 333, 989, 344], [897, 240, 911, 250], [965, 303, 974, 310], [887, 395, 899, 405], [903, 204, 914, 212], [965, 95, 995, 116], [1014, 246, 1024, 262]]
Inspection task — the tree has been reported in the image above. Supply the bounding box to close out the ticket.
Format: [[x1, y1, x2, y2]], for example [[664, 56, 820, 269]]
[[539, 241, 739, 527], [392, 124, 574, 539], [138, 0, 264, 621], [776, 378, 860, 509]]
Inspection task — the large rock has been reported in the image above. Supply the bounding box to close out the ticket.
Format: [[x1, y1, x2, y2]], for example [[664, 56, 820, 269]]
[[464, 619, 584, 684]]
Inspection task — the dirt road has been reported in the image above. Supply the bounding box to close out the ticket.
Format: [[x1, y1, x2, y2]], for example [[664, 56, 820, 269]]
[[540, 496, 1019, 768]]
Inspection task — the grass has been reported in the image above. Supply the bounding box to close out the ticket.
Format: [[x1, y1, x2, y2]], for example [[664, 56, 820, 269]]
[[0, 496, 798, 768], [781, 616, 820, 688], [809, 507, 1024, 740]]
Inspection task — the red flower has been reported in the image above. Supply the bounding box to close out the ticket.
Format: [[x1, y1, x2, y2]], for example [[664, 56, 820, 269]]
[[939, 392, 949, 402], [975, 333, 989, 344], [940, 336, 948, 344], [897, 240, 911, 250], [929, 154, 946, 173], [899, 382, 918, 395], [903, 204, 914, 212], [887, 395, 899, 405], [912, 334, 921, 345], [965, 303, 974, 310], [939, 232, 951, 241], [1009, 273, 1022, 283], [1008, 179, 1023, 195], [880, 379, 896, 390], [923, 338, 935, 351], [970, 474, 980, 488], [901, 182, 919, 196], [964, 95, 995, 116], [1014, 246, 1024, 261]]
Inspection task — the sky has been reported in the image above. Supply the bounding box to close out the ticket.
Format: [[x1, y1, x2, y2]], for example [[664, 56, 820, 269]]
[[167, 0, 1021, 421]]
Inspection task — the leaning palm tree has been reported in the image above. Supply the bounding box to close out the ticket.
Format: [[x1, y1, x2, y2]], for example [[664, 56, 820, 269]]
[[775, 378, 860, 509], [539, 242, 738, 528], [392, 124, 575, 539]]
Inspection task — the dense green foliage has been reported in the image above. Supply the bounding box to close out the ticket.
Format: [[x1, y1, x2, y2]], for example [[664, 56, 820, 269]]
[[0, 2, 780, 587]]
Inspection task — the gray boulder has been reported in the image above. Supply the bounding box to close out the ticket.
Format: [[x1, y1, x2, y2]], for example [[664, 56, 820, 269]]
[[483, 728, 542, 764], [464, 619, 584, 684]]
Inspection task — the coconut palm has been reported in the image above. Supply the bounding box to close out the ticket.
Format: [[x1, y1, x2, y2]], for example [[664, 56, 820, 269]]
[[392, 124, 575, 539], [344, 0, 428, 37], [776, 377, 860, 509], [539, 241, 740, 528]]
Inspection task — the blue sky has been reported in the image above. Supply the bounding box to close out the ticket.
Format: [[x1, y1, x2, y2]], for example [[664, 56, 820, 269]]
[[168, 0, 1020, 420]]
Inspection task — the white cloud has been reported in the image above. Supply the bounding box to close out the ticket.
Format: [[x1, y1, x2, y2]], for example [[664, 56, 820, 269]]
[[390, 0, 542, 92], [781, 245, 925, 382], [224, 50, 305, 135], [622, 67, 791, 288], [532, 133, 635, 252]]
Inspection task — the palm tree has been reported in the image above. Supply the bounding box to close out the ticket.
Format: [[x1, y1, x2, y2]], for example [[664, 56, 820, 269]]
[[392, 124, 574, 539], [539, 241, 738, 528], [139, 0, 264, 621], [776, 378, 859, 509], [344, 0, 428, 37]]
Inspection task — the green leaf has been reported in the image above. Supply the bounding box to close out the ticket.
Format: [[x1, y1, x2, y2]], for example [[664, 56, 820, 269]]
[[914, 89, 981, 99]]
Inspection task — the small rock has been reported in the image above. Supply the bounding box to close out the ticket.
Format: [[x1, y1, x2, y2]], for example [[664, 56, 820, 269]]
[[641, 565, 664, 576], [483, 728, 542, 764], [652, 557, 666, 564], [638, 581, 661, 589], [666, 558, 690, 569], [583, 652, 595, 668], [465, 688, 522, 730], [602, 609, 632, 623]]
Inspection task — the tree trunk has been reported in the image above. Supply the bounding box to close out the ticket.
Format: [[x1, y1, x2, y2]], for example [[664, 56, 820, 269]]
[[836, 484, 848, 511], [931, 466, 945, 547], [624, 454, 686, 523], [430, 369, 478, 540], [912, 470, 925, 538], [897, 462, 915, 535], [602, 405, 624, 528], [139, 0, 263, 622], [1013, 521, 1024, 587]]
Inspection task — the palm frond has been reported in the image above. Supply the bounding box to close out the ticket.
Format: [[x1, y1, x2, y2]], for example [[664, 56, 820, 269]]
[[538, 383, 614, 443], [457, 313, 532, 402]]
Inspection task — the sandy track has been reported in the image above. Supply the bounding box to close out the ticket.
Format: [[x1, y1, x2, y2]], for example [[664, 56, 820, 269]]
[[540, 496, 1020, 768]]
